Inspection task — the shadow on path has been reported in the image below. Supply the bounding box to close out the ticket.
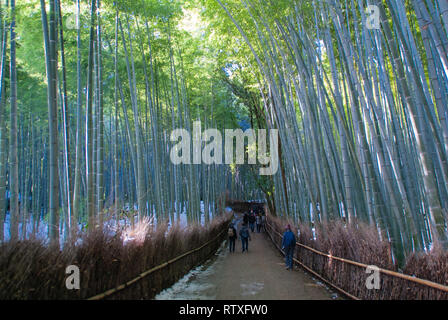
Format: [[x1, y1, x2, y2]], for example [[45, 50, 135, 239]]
[[156, 214, 339, 300]]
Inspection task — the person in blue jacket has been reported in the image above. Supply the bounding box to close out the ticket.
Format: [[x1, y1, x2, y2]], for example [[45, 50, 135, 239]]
[[282, 224, 296, 270]]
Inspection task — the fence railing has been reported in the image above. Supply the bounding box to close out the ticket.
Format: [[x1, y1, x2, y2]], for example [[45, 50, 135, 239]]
[[265, 216, 448, 300]]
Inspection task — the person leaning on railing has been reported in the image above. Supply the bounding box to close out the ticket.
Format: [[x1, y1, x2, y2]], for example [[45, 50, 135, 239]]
[[282, 225, 296, 270]]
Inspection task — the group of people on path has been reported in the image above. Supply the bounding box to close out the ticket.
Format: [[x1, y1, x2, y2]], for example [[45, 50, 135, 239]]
[[244, 209, 266, 234], [227, 209, 297, 271], [227, 209, 266, 253]]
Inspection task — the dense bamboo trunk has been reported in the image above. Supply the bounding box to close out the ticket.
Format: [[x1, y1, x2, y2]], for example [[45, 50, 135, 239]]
[[9, 0, 19, 242], [216, 0, 448, 260], [375, 1, 447, 248], [86, 0, 97, 230], [96, 0, 104, 225], [120, 16, 147, 218], [57, 0, 72, 241], [72, 0, 82, 238], [41, 0, 60, 246], [0, 3, 8, 242]]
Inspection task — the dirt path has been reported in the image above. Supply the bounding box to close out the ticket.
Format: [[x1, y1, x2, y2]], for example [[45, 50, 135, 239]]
[[155, 214, 338, 300]]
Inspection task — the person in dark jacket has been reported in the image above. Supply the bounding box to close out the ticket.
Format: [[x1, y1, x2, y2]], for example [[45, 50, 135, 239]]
[[282, 224, 296, 270], [248, 211, 256, 232], [239, 223, 251, 252], [243, 212, 249, 225], [228, 223, 238, 253], [261, 214, 266, 232], [256, 214, 262, 233]]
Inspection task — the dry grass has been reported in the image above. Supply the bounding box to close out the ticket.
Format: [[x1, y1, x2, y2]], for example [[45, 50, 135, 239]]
[[403, 247, 448, 299], [0, 214, 231, 300], [267, 214, 448, 300]]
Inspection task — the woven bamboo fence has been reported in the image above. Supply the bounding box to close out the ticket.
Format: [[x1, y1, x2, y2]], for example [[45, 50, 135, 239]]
[[265, 214, 448, 300]]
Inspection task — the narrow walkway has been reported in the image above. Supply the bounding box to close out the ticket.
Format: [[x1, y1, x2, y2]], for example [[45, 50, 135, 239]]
[[156, 214, 338, 300]]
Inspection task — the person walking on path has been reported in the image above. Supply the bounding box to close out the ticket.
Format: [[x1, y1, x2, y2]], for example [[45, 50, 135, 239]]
[[256, 214, 262, 233], [228, 222, 238, 253], [261, 214, 266, 232], [282, 224, 296, 270], [243, 212, 249, 225], [239, 222, 251, 252], [248, 211, 256, 232]]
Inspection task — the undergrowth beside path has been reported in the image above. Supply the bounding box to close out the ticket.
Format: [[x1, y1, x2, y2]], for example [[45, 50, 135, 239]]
[[0, 213, 232, 300], [267, 214, 448, 300]]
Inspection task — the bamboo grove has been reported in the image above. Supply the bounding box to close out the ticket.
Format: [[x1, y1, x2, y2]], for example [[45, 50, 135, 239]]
[[0, 0, 266, 246], [1, 0, 448, 267], [212, 0, 448, 264]]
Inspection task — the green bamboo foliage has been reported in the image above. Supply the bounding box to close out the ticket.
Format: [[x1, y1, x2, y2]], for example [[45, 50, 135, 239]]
[[57, 0, 72, 242], [0, 0, 265, 245], [113, 6, 120, 223]]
